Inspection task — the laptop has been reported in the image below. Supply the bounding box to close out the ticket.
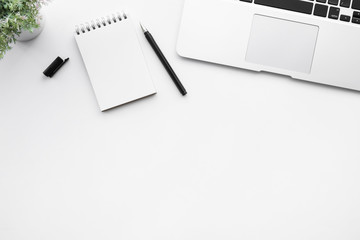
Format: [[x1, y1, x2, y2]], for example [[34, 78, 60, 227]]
[[177, 0, 360, 91]]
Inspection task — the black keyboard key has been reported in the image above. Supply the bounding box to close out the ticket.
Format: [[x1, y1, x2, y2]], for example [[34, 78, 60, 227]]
[[340, 14, 351, 21], [254, 0, 314, 15], [328, 0, 339, 5], [314, 4, 329, 17], [352, 17, 360, 23], [353, 11, 360, 18], [352, 0, 360, 10], [328, 6, 340, 19], [340, 0, 351, 7], [316, 0, 326, 2]]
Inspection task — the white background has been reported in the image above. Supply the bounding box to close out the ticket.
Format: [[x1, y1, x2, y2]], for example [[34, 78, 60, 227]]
[[1, 0, 360, 239]]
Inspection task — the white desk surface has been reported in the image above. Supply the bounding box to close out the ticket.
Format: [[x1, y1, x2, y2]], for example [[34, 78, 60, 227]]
[[1, 0, 360, 239]]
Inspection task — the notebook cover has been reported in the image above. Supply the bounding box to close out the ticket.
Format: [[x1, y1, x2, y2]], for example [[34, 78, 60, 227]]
[[75, 14, 156, 111]]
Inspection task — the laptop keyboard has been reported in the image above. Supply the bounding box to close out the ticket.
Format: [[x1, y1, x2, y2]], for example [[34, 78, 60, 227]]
[[239, 0, 360, 24]]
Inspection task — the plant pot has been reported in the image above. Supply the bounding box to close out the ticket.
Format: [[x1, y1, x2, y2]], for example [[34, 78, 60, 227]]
[[16, 10, 46, 42]]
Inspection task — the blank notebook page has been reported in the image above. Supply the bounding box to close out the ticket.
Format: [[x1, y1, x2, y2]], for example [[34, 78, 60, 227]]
[[75, 14, 156, 111]]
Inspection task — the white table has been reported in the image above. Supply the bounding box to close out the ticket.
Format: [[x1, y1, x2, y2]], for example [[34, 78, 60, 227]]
[[1, 0, 360, 239]]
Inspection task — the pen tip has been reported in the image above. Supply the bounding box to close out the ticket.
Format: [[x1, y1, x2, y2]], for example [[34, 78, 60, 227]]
[[140, 22, 148, 33]]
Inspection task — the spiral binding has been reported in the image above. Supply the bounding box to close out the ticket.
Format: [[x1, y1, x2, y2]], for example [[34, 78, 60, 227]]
[[75, 12, 128, 35]]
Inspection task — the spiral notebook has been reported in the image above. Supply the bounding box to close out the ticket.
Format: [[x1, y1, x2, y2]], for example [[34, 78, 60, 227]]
[[75, 12, 156, 111]]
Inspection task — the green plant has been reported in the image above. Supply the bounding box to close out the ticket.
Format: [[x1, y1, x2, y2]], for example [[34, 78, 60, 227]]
[[0, 0, 49, 59]]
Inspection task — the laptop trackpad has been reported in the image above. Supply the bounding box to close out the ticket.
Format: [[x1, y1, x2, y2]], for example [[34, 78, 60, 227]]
[[246, 15, 319, 74]]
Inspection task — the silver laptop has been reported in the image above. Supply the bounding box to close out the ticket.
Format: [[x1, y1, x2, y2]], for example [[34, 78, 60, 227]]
[[177, 0, 360, 91]]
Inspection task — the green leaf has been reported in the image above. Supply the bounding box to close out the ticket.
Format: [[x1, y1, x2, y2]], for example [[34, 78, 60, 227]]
[[0, 0, 50, 59]]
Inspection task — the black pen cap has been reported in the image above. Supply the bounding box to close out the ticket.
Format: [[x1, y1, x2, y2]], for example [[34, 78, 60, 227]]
[[43, 57, 69, 78]]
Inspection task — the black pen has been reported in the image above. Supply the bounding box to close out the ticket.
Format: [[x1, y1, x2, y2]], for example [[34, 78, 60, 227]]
[[140, 23, 187, 96]]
